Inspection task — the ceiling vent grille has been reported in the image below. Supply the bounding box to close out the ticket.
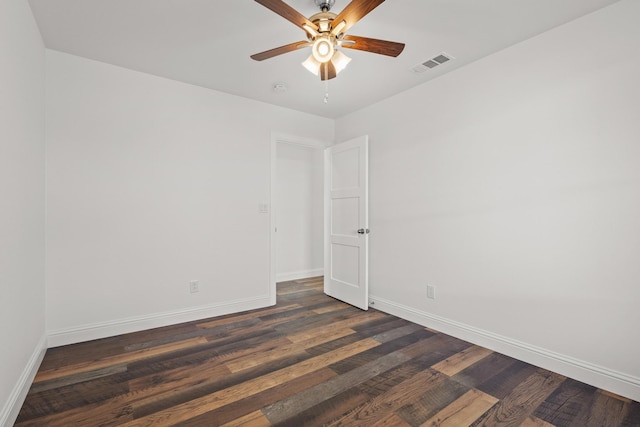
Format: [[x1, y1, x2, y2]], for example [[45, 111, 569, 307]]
[[411, 53, 454, 73]]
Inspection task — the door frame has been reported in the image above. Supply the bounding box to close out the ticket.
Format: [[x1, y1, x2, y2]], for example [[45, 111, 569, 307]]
[[269, 132, 329, 305]]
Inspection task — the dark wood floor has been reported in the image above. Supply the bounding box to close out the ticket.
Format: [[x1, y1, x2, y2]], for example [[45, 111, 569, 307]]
[[16, 277, 640, 426]]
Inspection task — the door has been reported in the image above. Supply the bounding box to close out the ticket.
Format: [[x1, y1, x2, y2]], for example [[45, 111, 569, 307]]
[[324, 135, 369, 310]]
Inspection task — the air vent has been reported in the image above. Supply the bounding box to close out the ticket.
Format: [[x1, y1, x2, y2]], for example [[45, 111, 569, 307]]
[[411, 52, 454, 74], [423, 60, 439, 69]]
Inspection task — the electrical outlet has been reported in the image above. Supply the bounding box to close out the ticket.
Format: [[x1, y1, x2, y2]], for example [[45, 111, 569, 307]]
[[427, 285, 436, 300], [189, 280, 199, 293]]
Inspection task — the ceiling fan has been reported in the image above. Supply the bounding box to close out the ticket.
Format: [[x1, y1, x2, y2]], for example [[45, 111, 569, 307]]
[[250, 0, 405, 81]]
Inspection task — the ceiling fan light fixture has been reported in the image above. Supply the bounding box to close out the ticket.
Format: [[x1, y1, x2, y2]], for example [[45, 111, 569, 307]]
[[331, 49, 351, 74], [311, 36, 335, 63], [251, 0, 405, 81], [302, 54, 321, 76]]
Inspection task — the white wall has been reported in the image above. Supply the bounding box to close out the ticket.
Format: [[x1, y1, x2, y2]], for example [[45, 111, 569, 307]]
[[276, 143, 324, 281], [336, 0, 640, 400], [0, 0, 46, 425], [45, 50, 333, 345]]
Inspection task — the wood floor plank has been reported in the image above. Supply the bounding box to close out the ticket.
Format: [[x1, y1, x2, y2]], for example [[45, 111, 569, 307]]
[[121, 316, 262, 352], [293, 276, 323, 285], [16, 398, 134, 427], [224, 342, 305, 373], [371, 323, 428, 344], [313, 302, 350, 314], [266, 386, 371, 427], [621, 401, 640, 426], [584, 390, 631, 427], [371, 413, 413, 427], [219, 410, 271, 427], [476, 359, 538, 400], [274, 308, 386, 336], [356, 352, 439, 399], [304, 332, 370, 360], [532, 378, 597, 426], [28, 363, 128, 394], [352, 316, 414, 336], [284, 310, 386, 342], [277, 288, 325, 301], [602, 389, 634, 403], [280, 287, 325, 296], [34, 337, 209, 382], [432, 345, 494, 377], [451, 351, 519, 390], [325, 368, 448, 426], [128, 358, 231, 394], [16, 373, 131, 422], [470, 369, 566, 426], [420, 389, 498, 427], [395, 378, 470, 426], [195, 304, 301, 328], [222, 308, 314, 332], [520, 415, 557, 427], [287, 323, 358, 344]]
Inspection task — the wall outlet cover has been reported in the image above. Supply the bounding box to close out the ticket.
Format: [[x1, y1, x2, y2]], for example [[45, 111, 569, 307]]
[[427, 285, 435, 300], [189, 280, 199, 293]]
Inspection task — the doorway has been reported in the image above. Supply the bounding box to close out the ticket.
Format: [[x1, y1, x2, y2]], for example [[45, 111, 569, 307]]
[[269, 134, 327, 304]]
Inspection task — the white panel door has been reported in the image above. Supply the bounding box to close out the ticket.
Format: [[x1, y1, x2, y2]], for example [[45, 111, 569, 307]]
[[324, 136, 369, 310]]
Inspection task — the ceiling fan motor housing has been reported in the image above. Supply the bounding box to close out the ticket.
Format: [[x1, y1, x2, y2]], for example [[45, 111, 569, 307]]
[[314, 0, 336, 12], [309, 11, 337, 34]]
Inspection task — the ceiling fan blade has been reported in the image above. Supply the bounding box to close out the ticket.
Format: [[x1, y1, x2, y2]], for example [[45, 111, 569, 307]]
[[341, 35, 405, 57], [255, 0, 319, 34], [331, 0, 385, 35], [251, 40, 310, 61], [320, 61, 337, 80]]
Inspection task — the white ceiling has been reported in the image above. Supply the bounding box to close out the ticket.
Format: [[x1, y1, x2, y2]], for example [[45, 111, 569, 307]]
[[28, 0, 620, 118]]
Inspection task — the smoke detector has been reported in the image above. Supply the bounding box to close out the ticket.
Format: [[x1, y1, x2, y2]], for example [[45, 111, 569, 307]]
[[272, 82, 288, 93]]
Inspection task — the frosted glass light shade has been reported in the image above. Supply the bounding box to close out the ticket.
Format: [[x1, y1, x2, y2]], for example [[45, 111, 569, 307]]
[[302, 55, 321, 75], [332, 50, 351, 74]]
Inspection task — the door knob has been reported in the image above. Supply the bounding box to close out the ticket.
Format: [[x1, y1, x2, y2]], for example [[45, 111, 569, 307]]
[[357, 228, 370, 234]]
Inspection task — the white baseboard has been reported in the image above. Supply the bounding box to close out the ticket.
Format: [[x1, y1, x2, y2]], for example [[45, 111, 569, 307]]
[[47, 296, 272, 348], [277, 268, 324, 283], [0, 334, 47, 427], [370, 295, 640, 402]]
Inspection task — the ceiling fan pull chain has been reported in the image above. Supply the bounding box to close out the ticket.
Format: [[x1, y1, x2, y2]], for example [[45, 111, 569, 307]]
[[324, 81, 330, 104]]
